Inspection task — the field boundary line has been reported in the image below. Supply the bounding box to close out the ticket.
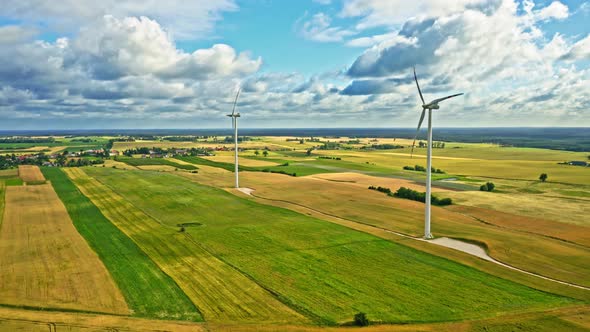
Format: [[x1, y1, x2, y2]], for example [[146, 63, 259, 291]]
[[246, 191, 590, 292]]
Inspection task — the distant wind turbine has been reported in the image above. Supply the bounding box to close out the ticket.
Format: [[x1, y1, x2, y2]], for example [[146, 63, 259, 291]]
[[411, 67, 463, 239], [227, 88, 241, 189]]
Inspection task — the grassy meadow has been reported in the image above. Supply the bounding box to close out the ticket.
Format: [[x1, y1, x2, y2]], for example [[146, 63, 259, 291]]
[[82, 166, 577, 324]]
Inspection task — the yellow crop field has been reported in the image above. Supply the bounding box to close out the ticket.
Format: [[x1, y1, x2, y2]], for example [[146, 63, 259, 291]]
[[312, 147, 589, 183], [0, 184, 129, 314], [18, 165, 45, 183], [446, 205, 590, 247], [65, 167, 307, 324], [444, 190, 589, 226], [0, 306, 204, 332]]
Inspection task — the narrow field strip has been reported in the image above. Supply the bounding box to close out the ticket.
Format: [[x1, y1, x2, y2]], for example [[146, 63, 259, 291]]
[[41, 167, 201, 321], [0, 183, 128, 314], [85, 167, 576, 325], [64, 167, 306, 324], [0, 306, 205, 332], [117, 157, 197, 170], [17, 165, 45, 184]]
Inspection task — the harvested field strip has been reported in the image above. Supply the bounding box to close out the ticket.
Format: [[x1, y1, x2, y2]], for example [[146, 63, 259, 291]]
[[41, 168, 201, 321], [0, 184, 128, 314], [446, 205, 590, 248], [0, 306, 205, 332], [85, 167, 575, 324], [17, 165, 45, 183], [204, 155, 280, 167], [118, 157, 197, 170], [65, 167, 306, 324]]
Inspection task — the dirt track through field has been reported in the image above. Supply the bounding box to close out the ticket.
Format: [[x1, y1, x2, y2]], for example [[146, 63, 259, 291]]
[[18, 165, 45, 183], [0, 184, 129, 314]]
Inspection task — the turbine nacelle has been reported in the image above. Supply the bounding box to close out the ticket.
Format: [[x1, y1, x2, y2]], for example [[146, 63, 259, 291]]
[[423, 104, 440, 110], [227, 113, 241, 117]]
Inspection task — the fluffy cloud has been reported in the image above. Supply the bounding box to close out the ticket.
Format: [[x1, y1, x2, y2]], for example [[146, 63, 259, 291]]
[[297, 13, 356, 42], [70, 16, 260, 80], [0, 0, 236, 39], [535, 1, 569, 21], [340, 0, 501, 29], [331, 0, 588, 126], [0, 15, 261, 124], [560, 35, 590, 61]]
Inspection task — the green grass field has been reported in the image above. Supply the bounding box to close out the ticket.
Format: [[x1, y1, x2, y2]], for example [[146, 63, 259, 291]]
[[117, 157, 198, 170], [41, 167, 201, 321], [83, 167, 576, 324], [66, 167, 306, 324]]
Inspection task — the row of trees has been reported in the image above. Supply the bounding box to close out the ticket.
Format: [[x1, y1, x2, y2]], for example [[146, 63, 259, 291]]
[[362, 144, 404, 150], [367, 185, 453, 206], [0, 137, 55, 144], [403, 165, 445, 174]]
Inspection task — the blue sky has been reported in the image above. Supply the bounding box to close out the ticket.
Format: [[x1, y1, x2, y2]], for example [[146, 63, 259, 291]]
[[0, 0, 589, 129]]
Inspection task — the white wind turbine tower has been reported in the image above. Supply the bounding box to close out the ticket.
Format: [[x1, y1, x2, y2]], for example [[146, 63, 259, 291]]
[[227, 88, 241, 188], [411, 67, 463, 239]]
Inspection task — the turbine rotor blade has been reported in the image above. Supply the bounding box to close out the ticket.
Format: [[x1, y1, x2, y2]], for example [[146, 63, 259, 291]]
[[411, 108, 426, 158], [413, 66, 425, 105], [231, 88, 241, 116], [431, 93, 463, 104]]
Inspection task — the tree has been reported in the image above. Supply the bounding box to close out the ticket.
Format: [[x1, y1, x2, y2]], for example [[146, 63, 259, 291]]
[[480, 182, 495, 192], [306, 148, 313, 156], [263, 150, 268, 157], [539, 173, 548, 182], [254, 150, 260, 156], [353, 312, 369, 326]]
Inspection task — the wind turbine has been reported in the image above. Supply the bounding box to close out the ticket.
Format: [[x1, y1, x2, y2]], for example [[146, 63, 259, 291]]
[[411, 67, 463, 239], [227, 88, 241, 188]]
